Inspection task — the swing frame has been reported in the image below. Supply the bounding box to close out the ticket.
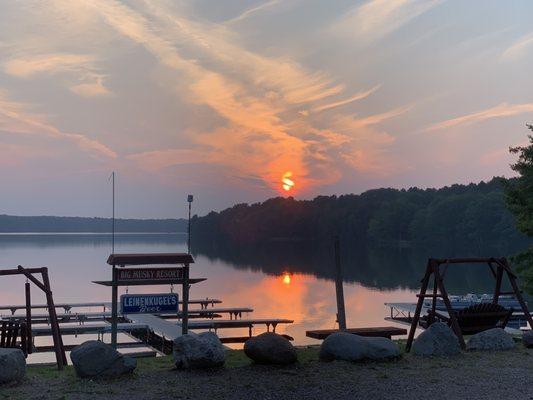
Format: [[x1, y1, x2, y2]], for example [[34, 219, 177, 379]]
[[0, 265, 66, 369], [405, 257, 533, 351]]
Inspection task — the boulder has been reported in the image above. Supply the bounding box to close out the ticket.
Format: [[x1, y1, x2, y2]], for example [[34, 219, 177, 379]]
[[0, 348, 26, 384], [412, 322, 461, 356], [244, 332, 297, 365], [173, 332, 225, 369], [466, 328, 515, 351], [319, 332, 399, 362], [70, 340, 137, 378], [523, 330, 533, 348]]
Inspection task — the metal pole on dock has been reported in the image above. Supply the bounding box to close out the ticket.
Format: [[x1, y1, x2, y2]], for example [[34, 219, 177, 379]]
[[111, 264, 118, 348], [183, 195, 193, 335], [334, 236, 347, 331]]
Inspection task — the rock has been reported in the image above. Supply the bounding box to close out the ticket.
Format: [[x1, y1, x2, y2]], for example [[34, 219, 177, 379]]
[[319, 332, 399, 362], [412, 322, 461, 356], [173, 332, 225, 369], [523, 330, 533, 348], [70, 340, 137, 378], [467, 328, 515, 351], [244, 332, 297, 365], [0, 348, 26, 384], [364, 337, 401, 359]]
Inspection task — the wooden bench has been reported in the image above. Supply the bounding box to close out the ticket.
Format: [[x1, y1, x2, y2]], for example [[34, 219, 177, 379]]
[[306, 326, 407, 340], [0, 321, 28, 356]]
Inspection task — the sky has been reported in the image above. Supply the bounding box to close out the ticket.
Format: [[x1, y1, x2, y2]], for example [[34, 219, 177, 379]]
[[0, 0, 532, 218]]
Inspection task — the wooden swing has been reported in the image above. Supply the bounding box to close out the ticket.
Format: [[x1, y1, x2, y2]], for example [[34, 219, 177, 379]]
[[405, 257, 533, 351], [0, 266, 66, 369]]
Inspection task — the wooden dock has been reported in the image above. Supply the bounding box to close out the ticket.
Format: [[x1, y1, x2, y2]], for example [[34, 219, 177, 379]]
[[4, 298, 293, 358], [0, 298, 222, 315]]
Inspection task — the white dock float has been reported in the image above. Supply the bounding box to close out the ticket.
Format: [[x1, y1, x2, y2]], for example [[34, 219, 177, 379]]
[[125, 314, 183, 340]]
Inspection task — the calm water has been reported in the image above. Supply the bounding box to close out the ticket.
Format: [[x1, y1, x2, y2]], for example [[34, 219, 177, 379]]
[[0, 233, 519, 362]]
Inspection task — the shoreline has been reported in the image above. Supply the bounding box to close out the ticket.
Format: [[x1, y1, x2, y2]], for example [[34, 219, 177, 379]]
[[2, 344, 533, 399]]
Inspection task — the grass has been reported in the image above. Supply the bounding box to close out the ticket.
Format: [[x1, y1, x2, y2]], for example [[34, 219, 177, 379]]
[[3, 344, 533, 399]]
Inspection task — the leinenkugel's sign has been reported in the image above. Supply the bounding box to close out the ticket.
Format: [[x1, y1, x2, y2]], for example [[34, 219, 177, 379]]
[[117, 267, 183, 282], [121, 293, 179, 314]]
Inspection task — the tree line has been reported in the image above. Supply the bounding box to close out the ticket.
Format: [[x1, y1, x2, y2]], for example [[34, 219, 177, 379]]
[[0, 215, 187, 233], [191, 177, 529, 253]]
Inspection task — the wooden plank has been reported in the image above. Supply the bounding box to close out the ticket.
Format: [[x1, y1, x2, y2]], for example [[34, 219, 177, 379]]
[[0, 299, 222, 312], [92, 278, 206, 286], [306, 326, 406, 340], [107, 253, 194, 266]]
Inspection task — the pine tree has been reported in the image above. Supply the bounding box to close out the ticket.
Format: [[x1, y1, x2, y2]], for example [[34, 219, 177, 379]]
[[506, 124, 533, 292]]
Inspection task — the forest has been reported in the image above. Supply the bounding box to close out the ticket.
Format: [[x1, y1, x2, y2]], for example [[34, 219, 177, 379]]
[[191, 177, 529, 253]]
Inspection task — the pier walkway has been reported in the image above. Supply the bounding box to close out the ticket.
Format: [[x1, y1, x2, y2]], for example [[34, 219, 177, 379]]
[[0, 298, 222, 315]]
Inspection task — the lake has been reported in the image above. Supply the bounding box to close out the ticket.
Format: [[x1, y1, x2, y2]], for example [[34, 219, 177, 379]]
[[0, 233, 520, 362]]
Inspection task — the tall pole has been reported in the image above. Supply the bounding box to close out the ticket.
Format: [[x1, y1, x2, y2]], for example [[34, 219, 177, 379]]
[[187, 194, 193, 254], [183, 195, 193, 335], [111, 264, 118, 348], [334, 236, 347, 331], [111, 172, 115, 254]]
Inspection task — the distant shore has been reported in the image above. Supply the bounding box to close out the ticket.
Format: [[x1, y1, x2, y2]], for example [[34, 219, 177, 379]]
[[0, 215, 187, 234]]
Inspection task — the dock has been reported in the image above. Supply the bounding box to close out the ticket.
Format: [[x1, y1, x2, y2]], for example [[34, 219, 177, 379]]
[[0, 298, 222, 315], [3, 299, 292, 357]]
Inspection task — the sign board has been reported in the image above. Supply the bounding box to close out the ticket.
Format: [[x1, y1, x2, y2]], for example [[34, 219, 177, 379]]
[[121, 293, 179, 314], [117, 267, 183, 282]]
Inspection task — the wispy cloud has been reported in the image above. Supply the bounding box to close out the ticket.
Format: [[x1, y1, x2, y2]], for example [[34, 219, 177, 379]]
[[332, 0, 442, 42], [4, 53, 111, 97], [312, 85, 381, 113], [66, 0, 404, 194], [0, 90, 116, 158], [502, 32, 533, 61], [227, 0, 284, 24], [427, 103, 533, 131]]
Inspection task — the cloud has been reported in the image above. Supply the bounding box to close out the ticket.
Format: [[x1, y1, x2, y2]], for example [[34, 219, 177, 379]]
[[0, 90, 116, 158], [4, 53, 111, 97], [426, 103, 533, 131], [36, 0, 407, 196], [332, 0, 442, 43], [227, 0, 284, 23], [312, 85, 381, 113], [501, 32, 533, 61]]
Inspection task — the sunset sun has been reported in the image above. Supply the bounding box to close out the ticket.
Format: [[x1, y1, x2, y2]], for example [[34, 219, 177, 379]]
[[282, 172, 295, 192]]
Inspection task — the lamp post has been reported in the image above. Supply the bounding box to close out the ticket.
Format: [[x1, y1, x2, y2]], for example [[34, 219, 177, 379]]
[[187, 195, 193, 255]]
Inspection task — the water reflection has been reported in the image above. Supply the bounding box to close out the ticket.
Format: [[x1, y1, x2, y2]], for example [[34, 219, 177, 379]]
[[0, 233, 529, 356]]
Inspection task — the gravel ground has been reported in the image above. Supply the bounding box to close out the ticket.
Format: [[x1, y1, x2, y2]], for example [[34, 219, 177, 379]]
[[2, 346, 533, 400]]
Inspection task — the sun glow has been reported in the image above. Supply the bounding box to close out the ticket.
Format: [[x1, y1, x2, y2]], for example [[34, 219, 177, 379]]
[[282, 273, 291, 285], [282, 172, 295, 192]]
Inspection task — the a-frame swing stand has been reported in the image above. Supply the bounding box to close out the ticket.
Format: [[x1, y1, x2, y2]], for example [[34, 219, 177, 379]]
[[0, 266, 67, 369], [405, 257, 533, 352]]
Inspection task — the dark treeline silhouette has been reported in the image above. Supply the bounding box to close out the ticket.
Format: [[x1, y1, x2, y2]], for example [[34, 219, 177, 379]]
[[0, 215, 187, 233], [192, 177, 529, 252]]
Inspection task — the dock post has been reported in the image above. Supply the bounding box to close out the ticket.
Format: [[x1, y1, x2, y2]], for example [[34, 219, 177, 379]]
[[25, 281, 32, 354], [111, 264, 118, 348], [182, 263, 190, 335], [334, 236, 347, 331]]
